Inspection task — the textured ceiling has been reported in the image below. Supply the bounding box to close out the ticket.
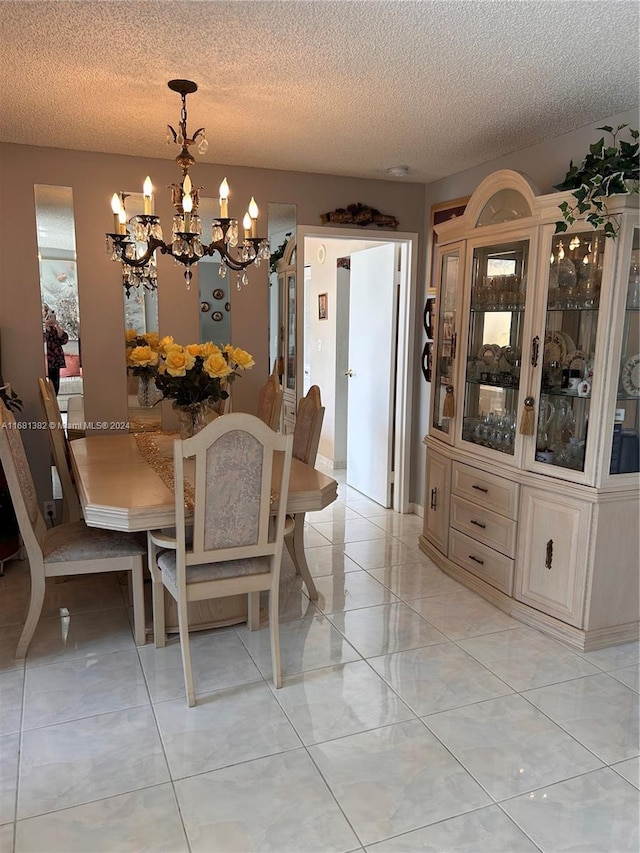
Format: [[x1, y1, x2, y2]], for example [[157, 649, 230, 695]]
[[1, 0, 638, 184]]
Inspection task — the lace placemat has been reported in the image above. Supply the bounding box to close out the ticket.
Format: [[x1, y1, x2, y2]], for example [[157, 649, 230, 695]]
[[134, 431, 195, 512]]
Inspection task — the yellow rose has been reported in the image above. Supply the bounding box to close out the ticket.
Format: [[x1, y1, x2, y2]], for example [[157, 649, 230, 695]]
[[163, 346, 195, 377], [127, 346, 159, 368], [142, 332, 160, 349], [203, 352, 233, 379], [158, 335, 175, 353], [200, 341, 221, 358], [185, 343, 206, 358], [125, 328, 138, 342], [228, 347, 255, 370]]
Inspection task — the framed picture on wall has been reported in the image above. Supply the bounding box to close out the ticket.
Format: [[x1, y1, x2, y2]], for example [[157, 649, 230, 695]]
[[428, 196, 469, 293], [318, 292, 328, 320]]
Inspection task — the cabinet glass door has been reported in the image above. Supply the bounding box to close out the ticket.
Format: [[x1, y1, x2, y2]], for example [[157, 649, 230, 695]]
[[432, 248, 461, 437], [535, 231, 604, 473], [610, 226, 640, 475], [461, 240, 529, 455]]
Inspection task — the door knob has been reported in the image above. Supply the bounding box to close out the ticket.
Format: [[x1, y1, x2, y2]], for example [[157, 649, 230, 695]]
[[345, 369, 354, 377]]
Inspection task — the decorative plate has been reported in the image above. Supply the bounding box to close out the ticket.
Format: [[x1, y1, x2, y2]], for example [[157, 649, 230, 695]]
[[621, 354, 640, 397], [549, 258, 577, 289], [479, 343, 501, 365], [211, 311, 223, 322], [499, 345, 519, 368], [212, 288, 225, 300], [565, 350, 589, 375], [200, 301, 210, 312], [544, 331, 567, 365], [558, 330, 576, 355]]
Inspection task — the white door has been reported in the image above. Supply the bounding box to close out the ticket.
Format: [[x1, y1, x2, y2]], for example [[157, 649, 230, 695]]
[[346, 243, 397, 506]]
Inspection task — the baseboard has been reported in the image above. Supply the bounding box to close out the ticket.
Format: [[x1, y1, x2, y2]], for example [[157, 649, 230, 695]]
[[316, 454, 346, 471]]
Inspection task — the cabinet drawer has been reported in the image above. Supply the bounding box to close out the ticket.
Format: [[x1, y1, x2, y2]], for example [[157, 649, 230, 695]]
[[283, 400, 297, 422], [450, 529, 514, 595], [450, 495, 517, 558], [452, 462, 519, 519]]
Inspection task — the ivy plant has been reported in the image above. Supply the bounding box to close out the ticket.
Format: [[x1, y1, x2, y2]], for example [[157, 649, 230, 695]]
[[555, 124, 639, 238]]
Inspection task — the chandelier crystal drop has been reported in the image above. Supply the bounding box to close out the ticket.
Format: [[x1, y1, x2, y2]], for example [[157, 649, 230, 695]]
[[106, 79, 270, 297]]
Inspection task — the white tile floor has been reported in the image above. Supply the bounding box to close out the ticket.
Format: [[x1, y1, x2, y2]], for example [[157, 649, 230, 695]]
[[0, 469, 638, 852]]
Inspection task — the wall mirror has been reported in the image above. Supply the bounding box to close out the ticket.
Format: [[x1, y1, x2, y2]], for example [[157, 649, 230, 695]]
[[268, 203, 297, 377], [121, 191, 161, 431], [34, 185, 81, 414], [198, 197, 231, 345]]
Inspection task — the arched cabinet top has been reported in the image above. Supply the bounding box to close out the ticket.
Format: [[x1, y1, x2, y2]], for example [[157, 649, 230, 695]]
[[435, 170, 540, 242]]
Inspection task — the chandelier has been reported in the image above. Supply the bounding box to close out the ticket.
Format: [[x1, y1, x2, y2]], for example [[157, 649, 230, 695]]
[[106, 79, 270, 297]]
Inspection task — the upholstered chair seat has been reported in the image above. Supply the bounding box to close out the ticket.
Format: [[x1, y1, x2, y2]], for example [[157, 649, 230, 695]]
[[43, 520, 147, 563]]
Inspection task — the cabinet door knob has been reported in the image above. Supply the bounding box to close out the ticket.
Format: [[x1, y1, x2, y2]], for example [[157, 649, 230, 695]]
[[469, 554, 485, 565], [470, 519, 486, 529], [430, 487, 438, 510], [344, 369, 354, 377], [471, 484, 489, 493]]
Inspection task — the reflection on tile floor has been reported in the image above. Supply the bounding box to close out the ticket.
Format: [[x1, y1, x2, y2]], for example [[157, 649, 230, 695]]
[[1, 469, 638, 852]]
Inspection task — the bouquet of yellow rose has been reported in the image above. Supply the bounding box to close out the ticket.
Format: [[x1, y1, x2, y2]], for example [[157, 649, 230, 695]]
[[125, 329, 160, 378], [155, 339, 254, 407]]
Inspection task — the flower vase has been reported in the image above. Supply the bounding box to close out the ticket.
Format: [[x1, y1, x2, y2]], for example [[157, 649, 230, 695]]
[[174, 402, 218, 439], [137, 374, 156, 408]]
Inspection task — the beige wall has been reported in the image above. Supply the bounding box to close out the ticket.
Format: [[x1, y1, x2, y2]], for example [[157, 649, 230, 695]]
[[0, 142, 426, 502]]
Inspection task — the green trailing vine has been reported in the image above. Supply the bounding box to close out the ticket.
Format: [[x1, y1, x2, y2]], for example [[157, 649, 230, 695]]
[[269, 233, 292, 275], [555, 124, 639, 238]]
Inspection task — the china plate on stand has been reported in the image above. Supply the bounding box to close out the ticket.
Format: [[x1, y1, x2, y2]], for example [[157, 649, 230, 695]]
[[544, 331, 568, 364], [621, 354, 640, 397]]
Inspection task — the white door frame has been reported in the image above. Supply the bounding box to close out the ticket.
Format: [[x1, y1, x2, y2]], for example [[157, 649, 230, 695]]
[[297, 225, 419, 513]]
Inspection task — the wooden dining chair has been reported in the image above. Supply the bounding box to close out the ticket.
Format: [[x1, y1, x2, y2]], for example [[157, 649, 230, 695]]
[[256, 372, 283, 431], [38, 377, 82, 524], [285, 385, 325, 600], [147, 413, 293, 705], [0, 402, 147, 659]]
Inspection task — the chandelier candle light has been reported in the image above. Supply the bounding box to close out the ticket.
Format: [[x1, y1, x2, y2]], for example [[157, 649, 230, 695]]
[[107, 79, 270, 297]]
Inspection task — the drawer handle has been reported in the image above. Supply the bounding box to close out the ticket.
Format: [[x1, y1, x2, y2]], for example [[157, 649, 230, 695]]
[[470, 519, 486, 529], [471, 484, 488, 493], [468, 554, 485, 565], [430, 487, 438, 510], [546, 539, 553, 570]]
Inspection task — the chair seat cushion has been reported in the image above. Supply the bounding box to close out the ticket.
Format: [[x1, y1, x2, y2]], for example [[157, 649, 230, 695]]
[[157, 549, 271, 585], [43, 520, 147, 563]]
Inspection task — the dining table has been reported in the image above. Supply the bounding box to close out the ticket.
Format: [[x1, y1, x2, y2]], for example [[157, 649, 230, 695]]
[[69, 431, 338, 633]]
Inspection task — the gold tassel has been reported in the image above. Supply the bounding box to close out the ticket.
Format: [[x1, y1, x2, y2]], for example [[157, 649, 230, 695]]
[[443, 385, 455, 418], [519, 396, 535, 435], [275, 356, 284, 375]]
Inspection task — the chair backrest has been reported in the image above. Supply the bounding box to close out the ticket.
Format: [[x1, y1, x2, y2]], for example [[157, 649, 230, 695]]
[[292, 385, 325, 465], [38, 377, 82, 523], [0, 402, 46, 560], [173, 412, 293, 577], [256, 372, 283, 431]]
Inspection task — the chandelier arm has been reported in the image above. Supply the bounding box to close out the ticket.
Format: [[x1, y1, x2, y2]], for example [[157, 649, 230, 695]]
[[111, 236, 164, 268]]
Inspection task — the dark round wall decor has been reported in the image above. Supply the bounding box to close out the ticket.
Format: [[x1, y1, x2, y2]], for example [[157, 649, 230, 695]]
[[211, 310, 223, 322], [200, 301, 210, 312], [212, 288, 225, 300]]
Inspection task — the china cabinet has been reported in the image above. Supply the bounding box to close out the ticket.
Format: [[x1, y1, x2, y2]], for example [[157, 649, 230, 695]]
[[420, 170, 639, 650], [276, 236, 297, 433]]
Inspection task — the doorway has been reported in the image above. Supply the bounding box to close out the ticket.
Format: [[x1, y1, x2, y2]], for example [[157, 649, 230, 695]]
[[299, 226, 418, 513]]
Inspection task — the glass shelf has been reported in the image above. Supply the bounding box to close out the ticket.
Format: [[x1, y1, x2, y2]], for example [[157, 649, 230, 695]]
[[546, 306, 600, 314], [470, 305, 525, 314], [466, 376, 520, 390], [542, 388, 591, 400]]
